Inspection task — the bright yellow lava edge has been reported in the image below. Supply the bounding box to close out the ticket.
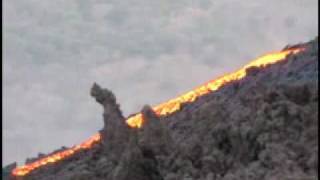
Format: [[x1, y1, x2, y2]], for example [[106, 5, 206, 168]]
[[12, 48, 303, 176]]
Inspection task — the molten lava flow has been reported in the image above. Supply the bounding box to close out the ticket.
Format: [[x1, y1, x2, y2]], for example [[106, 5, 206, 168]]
[[126, 48, 303, 128], [12, 47, 303, 177], [12, 133, 101, 176]]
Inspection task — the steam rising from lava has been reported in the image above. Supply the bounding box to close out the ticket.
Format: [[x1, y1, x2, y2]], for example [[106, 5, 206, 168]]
[[12, 47, 303, 177]]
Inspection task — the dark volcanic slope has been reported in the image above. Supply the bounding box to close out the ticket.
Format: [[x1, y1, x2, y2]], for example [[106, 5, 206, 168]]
[[5, 38, 318, 180]]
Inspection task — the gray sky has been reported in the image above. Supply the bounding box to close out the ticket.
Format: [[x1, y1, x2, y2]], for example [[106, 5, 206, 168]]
[[3, 0, 318, 166]]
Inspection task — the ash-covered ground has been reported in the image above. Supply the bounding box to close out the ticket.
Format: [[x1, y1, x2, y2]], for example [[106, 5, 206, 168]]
[[4, 37, 318, 180]]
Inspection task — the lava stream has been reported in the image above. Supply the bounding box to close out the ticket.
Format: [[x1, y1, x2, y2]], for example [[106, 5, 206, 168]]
[[11, 133, 101, 176], [126, 48, 303, 127], [12, 47, 303, 177]]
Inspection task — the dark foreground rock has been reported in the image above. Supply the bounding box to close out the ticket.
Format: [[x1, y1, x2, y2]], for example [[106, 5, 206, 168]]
[[4, 37, 318, 180]]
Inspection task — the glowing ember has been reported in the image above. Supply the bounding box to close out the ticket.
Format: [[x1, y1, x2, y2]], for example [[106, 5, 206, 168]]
[[12, 47, 302, 177]]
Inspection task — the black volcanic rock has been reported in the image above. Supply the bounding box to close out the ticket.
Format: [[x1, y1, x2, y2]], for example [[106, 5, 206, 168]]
[[6, 37, 318, 180], [90, 82, 130, 160], [138, 105, 174, 156], [112, 128, 163, 180]]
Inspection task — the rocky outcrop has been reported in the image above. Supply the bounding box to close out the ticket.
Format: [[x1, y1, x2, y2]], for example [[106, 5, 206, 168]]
[[112, 128, 163, 180], [112, 105, 174, 180], [138, 105, 174, 155], [90, 83, 130, 159]]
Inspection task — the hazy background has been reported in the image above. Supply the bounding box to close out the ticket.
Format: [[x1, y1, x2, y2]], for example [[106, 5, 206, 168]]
[[3, 0, 318, 165]]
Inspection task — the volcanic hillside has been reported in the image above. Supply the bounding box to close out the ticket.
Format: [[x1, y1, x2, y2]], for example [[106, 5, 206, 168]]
[[3, 37, 318, 180]]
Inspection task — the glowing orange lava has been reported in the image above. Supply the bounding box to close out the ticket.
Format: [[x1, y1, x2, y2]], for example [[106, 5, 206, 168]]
[[12, 47, 303, 177], [12, 133, 101, 176], [126, 48, 303, 128]]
